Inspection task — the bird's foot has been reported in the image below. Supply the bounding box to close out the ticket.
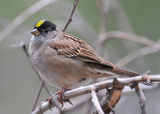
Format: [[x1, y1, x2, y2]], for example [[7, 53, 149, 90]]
[[46, 97, 55, 110], [56, 87, 73, 108], [46, 87, 73, 110]]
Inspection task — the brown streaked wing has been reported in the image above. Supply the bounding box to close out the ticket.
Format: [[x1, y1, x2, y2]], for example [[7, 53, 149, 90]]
[[49, 32, 114, 68]]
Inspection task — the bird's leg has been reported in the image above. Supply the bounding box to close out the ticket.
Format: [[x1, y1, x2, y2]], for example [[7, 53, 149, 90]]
[[46, 97, 54, 110], [55, 87, 73, 108], [56, 87, 66, 107], [46, 87, 70, 110], [46, 87, 73, 110]]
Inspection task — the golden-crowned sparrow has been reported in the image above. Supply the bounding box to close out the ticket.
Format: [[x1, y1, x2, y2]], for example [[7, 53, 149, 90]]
[[29, 20, 140, 89]]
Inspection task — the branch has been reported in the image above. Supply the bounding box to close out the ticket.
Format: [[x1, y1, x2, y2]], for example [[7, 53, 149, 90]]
[[31, 74, 160, 114], [102, 31, 159, 48], [0, 0, 58, 42], [63, 95, 91, 113], [135, 85, 146, 114], [63, 0, 79, 32], [111, 0, 135, 33], [32, 81, 44, 111], [95, 0, 111, 55], [97, 31, 160, 67], [64, 82, 159, 113], [91, 87, 105, 114], [116, 41, 160, 67], [96, 0, 136, 55]]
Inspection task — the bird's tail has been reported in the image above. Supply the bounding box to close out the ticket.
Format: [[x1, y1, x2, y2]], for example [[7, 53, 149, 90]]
[[112, 66, 140, 77], [112, 66, 151, 86], [86, 62, 149, 85]]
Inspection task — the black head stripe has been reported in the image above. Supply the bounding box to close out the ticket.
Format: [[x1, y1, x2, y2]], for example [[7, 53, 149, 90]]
[[34, 20, 57, 32]]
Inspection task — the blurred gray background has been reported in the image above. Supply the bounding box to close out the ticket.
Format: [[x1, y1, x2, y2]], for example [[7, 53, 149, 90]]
[[0, 0, 160, 114]]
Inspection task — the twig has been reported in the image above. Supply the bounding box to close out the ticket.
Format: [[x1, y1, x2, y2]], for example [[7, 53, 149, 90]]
[[31, 74, 160, 114], [99, 32, 160, 67], [135, 85, 146, 114], [0, 0, 58, 42], [123, 83, 159, 93], [31, 101, 55, 114], [96, 31, 160, 60], [91, 87, 105, 114], [95, 0, 111, 55], [102, 31, 160, 48], [97, 0, 136, 55], [116, 41, 160, 67], [63, 0, 79, 32], [111, 0, 134, 33], [62, 95, 91, 113], [32, 81, 44, 111], [22, 42, 29, 56]]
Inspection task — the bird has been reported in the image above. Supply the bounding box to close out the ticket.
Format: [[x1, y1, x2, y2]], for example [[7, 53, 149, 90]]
[[29, 19, 142, 89]]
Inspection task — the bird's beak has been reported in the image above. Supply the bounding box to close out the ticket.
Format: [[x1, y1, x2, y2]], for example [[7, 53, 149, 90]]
[[31, 29, 40, 36]]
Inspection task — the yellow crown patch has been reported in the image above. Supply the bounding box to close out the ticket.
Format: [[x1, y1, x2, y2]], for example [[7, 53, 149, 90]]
[[35, 20, 45, 28]]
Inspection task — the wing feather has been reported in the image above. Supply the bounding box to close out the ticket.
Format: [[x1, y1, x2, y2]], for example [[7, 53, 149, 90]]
[[49, 32, 113, 68]]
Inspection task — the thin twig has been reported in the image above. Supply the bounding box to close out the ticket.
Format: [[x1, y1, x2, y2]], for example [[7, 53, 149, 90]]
[[22, 43, 29, 56], [102, 31, 160, 48], [91, 87, 105, 114], [32, 81, 44, 111], [97, 0, 136, 55], [95, 0, 111, 55], [62, 95, 91, 113], [63, 0, 79, 32], [135, 85, 146, 114], [98, 32, 160, 67], [111, 0, 134, 33], [31, 74, 160, 114], [0, 0, 58, 42], [116, 41, 160, 67]]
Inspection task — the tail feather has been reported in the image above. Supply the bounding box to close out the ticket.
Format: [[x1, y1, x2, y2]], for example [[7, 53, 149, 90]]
[[112, 67, 151, 86], [86, 61, 140, 77], [85, 62, 150, 85], [112, 67, 140, 77]]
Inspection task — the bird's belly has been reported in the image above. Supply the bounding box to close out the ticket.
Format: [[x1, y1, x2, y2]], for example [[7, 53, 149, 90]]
[[44, 55, 93, 88], [31, 53, 91, 89]]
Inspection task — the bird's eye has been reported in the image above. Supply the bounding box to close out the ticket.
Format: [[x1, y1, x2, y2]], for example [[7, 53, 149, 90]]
[[45, 30, 48, 33]]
